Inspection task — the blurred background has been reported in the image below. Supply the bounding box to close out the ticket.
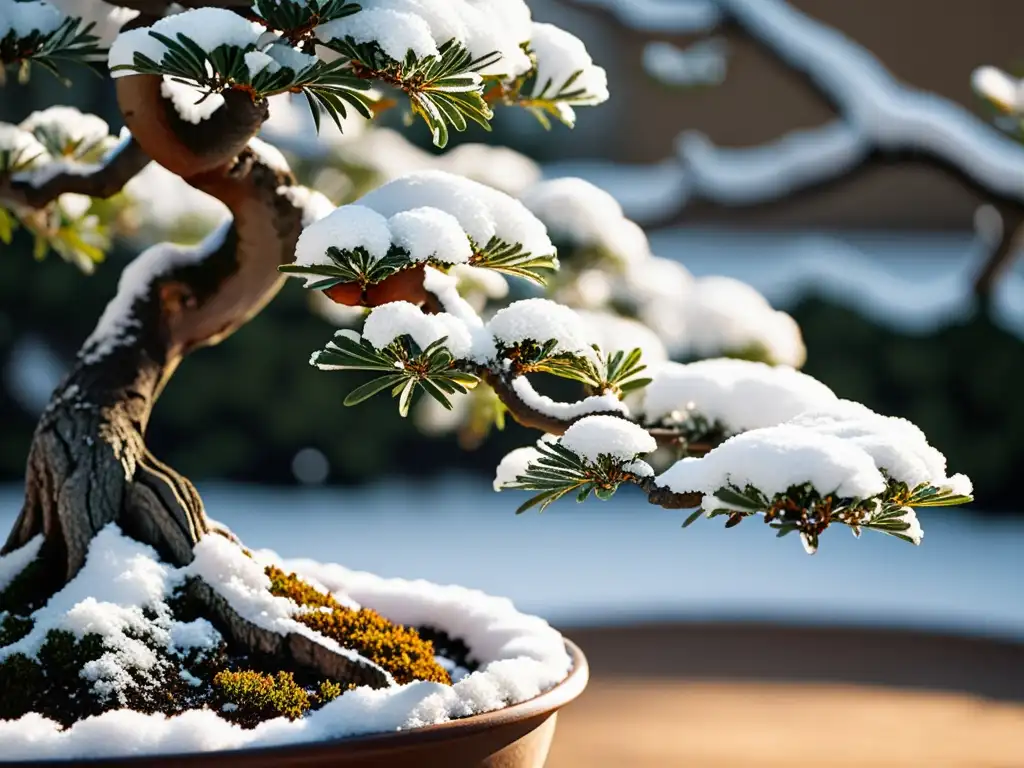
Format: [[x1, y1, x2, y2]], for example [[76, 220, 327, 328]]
[[2, 1, 1024, 763]]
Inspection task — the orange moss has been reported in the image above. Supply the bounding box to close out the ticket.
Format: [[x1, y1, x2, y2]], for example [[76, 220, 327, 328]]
[[266, 565, 451, 685]]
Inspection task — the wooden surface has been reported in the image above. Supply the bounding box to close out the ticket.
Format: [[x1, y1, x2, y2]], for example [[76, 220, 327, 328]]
[[547, 623, 1024, 767]]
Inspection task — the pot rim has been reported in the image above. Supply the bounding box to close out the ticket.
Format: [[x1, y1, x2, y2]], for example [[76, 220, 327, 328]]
[[19, 639, 589, 766]]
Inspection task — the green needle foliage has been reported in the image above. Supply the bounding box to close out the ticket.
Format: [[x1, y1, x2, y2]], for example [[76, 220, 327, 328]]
[[1, 18, 102, 85], [312, 331, 479, 417]]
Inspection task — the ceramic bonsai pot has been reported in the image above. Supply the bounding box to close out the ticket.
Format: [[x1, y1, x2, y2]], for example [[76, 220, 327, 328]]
[[5, 641, 588, 768]]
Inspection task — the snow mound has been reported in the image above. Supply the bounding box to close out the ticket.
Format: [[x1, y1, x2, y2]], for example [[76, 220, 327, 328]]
[[640, 358, 837, 431], [0, 528, 572, 760], [487, 298, 595, 358], [560, 414, 657, 463], [315, 0, 533, 77], [657, 425, 888, 500], [362, 301, 473, 358], [0, 0, 63, 39], [520, 177, 650, 267], [528, 22, 609, 115]]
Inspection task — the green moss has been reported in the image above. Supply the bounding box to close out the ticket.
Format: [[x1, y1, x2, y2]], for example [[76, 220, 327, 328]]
[[212, 670, 311, 728], [266, 565, 451, 686]]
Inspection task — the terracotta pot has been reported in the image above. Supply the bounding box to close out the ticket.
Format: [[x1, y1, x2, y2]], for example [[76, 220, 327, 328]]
[[13, 641, 588, 768]]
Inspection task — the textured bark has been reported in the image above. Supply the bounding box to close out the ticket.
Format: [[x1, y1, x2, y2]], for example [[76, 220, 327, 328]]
[[3, 76, 302, 585], [187, 580, 391, 689]]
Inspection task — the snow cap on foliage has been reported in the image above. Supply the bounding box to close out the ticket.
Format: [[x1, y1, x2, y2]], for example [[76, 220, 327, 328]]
[[294, 204, 393, 272], [657, 425, 888, 501], [0, 0, 63, 39], [358, 170, 554, 259], [493, 446, 544, 490], [560, 414, 657, 463], [159, 78, 225, 124], [487, 298, 595, 358], [388, 207, 474, 264], [362, 301, 473, 358], [528, 22, 609, 108], [108, 8, 262, 75], [315, 0, 533, 77], [641, 358, 837, 431], [787, 400, 971, 494], [520, 177, 650, 266], [0, 123, 50, 170], [19, 107, 110, 154]]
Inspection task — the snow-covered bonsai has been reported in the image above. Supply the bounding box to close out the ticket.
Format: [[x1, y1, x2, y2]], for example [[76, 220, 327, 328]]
[[0, 0, 973, 757]]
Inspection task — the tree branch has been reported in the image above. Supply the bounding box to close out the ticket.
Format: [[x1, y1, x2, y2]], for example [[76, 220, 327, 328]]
[[973, 203, 1024, 301], [3, 75, 303, 582], [1, 138, 150, 210]]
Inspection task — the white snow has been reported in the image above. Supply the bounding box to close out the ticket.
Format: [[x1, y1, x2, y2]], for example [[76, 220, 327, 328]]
[[243, 50, 275, 78], [892, 508, 923, 546], [0, 527, 215, 706], [0, 0, 63, 39], [19, 107, 110, 155], [421, 267, 496, 362], [0, 535, 43, 595], [972, 66, 1024, 115], [519, 177, 650, 266], [362, 301, 473, 359], [643, 39, 727, 88], [622, 459, 654, 478], [559, 414, 657, 464], [493, 446, 543, 491], [0, 531, 573, 760], [487, 298, 596, 359], [678, 121, 868, 205], [787, 401, 969, 493], [0, 123, 50, 170], [574, 310, 668, 365], [316, 0, 533, 77], [510, 376, 627, 421], [657, 425, 888, 501], [358, 171, 555, 261], [80, 221, 232, 364], [709, 0, 1024, 203], [388, 208, 473, 264], [293, 204, 393, 275], [159, 78, 225, 125], [186, 536, 382, 676], [527, 22, 609, 120], [264, 43, 317, 73], [248, 136, 291, 175], [108, 8, 262, 76], [316, 7, 441, 62], [640, 358, 836, 431], [44, 0, 137, 46], [623, 265, 806, 367], [277, 185, 335, 227]]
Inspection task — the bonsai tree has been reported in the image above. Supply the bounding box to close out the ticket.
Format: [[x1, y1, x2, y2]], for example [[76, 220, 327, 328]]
[[0, 0, 973, 753]]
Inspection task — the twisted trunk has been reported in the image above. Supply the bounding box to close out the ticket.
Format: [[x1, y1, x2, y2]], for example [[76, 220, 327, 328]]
[[3, 76, 297, 581]]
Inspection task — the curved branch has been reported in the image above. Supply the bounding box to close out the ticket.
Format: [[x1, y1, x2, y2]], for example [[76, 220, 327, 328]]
[[1, 138, 150, 210], [973, 203, 1024, 300], [644, 482, 704, 510], [4, 76, 303, 581]]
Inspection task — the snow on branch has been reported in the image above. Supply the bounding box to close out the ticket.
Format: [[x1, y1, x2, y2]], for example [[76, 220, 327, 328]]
[[104, 1, 608, 147], [573, 0, 722, 33], [0, 0, 102, 78], [0, 110, 139, 271]]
